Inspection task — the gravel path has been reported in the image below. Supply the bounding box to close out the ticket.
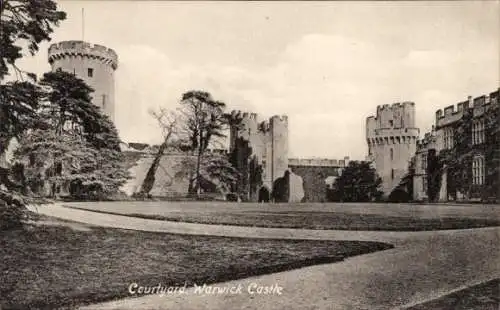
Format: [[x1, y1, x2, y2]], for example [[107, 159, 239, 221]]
[[27, 203, 500, 310]]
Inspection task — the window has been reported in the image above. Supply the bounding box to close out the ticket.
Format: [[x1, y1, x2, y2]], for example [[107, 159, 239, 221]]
[[472, 119, 485, 145], [422, 154, 427, 171], [102, 95, 106, 109], [390, 148, 394, 161], [472, 156, 485, 185], [478, 121, 482, 144], [423, 178, 428, 193], [444, 127, 454, 149], [88, 68, 94, 77], [389, 120, 393, 127], [73, 68, 76, 75], [391, 169, 394, 180]]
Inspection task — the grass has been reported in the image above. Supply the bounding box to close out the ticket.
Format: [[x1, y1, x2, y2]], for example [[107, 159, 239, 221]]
[[407, 278, 499, 310], [0, 222, 393, 310], [66, 205, 500, 231]]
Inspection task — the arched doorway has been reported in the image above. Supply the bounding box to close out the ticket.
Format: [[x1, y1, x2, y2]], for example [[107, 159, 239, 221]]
[[258, 186, 270, 202]]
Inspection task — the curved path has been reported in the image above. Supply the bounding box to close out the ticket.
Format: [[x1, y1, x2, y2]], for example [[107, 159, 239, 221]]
[[27, 204, 500, 310]]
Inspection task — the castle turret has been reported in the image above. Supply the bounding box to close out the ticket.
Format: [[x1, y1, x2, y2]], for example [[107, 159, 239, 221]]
[[270, 115, 288, 185], [228, 110, 289, 201], [366, 102, 419, 196], [48, 41, 118, 122]]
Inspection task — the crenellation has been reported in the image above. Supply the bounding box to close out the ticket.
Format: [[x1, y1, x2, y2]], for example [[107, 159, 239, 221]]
[[444, 105, 455, 116], [288, 157, 350, 167], [48, 40, 118, 69]]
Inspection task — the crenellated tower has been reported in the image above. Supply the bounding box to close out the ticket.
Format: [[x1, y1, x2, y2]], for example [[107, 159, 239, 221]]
[[48, 41, 119, 122], [366, 102, 419, 196], [229, 110, 289, 200]]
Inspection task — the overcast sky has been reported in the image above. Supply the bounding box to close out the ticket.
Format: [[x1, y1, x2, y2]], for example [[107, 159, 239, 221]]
[[16, 1, 499, 160]]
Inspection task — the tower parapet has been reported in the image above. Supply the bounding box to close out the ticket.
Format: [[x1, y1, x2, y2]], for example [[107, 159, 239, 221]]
[[47, 40, 118, 122], [48, 41, 118, 69]]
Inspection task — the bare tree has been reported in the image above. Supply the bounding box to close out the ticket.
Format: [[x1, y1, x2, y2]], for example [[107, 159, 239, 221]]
[[139, 107, 184, 196]]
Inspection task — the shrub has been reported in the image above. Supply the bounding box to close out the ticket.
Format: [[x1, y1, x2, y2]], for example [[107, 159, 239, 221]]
[[0, 190, 28, 231], [388, 187, 411, 203], [226, 193, 239, 201]]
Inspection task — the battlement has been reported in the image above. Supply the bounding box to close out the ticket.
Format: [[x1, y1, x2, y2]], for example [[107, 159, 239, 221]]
[[435, 89, 499, 128], [258, 120, 271, 133], [376, 101, 415, 112], [367, 101, 417, 139], [270, 115, 288, 123], [242, 112, 258, 120], [288, 156, 350, 167], [416, 130, 436, 150], [48, 41, 118, 70]]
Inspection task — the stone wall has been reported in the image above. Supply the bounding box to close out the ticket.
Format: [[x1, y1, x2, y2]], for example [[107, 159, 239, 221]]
[[120, 152, 191, 197], [288, 165, 341, 202]]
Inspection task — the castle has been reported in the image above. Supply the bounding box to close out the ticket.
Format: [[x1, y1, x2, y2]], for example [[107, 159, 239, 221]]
[[228, 110, 351, 202], [366, 102, 419, 196], [413, 89, 500, 202], [42, 40, 355, 202], [48, 41, 118, 122]]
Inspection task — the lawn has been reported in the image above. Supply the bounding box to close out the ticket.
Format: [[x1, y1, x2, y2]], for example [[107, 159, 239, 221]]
[[65, 202, 500, 231], [0, 220, 393, 310], [407, 278, 499, 310]]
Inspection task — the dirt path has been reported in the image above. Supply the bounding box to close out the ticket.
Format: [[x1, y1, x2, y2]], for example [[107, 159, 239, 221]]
[[27, 204, 500, 310]]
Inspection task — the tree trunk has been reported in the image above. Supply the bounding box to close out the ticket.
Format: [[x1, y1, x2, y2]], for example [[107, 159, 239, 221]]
[[194, 147, 202, 196], [140, 141, 168, 196]]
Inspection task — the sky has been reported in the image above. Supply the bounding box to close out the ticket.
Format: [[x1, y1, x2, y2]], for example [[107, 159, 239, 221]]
[[16, 1, 500, 160]]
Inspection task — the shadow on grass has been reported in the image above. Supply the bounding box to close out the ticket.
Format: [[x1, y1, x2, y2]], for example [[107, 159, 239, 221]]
[[0, 223, 393, 310], [66, 205, 500, 231], [406, 278, 499, 310]]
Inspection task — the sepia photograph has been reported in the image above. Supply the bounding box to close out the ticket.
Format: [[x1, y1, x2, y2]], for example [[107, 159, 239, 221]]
[[0, 0, 499, 309]]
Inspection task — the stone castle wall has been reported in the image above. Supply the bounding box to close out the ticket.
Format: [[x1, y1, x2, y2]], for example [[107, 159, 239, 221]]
[[48, 41, 118, 121], [229, 111, 289, 194], [414, 89, 500, 202], [366, 102, 419, 195]]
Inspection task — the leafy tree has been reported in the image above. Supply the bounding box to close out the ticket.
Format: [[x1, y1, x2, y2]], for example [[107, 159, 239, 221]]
[[229, 136, 252, 199], [328, 161, 383, 202], [174, 151, 239, 195], [1, 0, 66, 80], [0, 81, 46, 153], [38, 70, 121, 149], [1, 0, 66, 154], [426, 148, 442, 202], [13, 129, 97, 197], [12, 71, 129, 199], [271, 170, 290, 203], [179, 91, 228, 195], [483, 101, 499, 201], [0, 0, 65, 229]]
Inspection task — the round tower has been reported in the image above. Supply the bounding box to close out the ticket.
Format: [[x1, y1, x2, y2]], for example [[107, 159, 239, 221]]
[[48, 40, 118, 122]]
